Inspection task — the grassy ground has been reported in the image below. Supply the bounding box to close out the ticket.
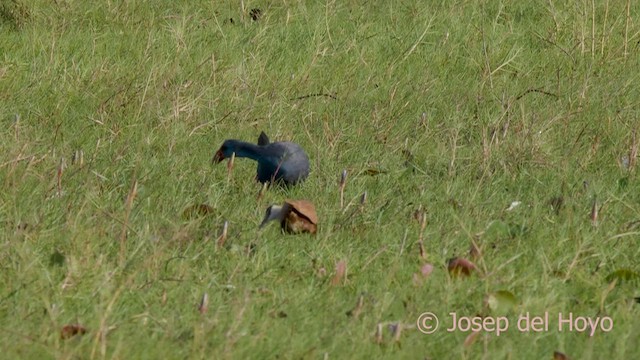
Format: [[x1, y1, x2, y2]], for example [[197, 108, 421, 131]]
[[1, 0, 639, 359]]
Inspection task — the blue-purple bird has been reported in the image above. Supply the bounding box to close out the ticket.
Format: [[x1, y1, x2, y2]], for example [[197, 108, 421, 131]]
[[212, 132, 310, 186]]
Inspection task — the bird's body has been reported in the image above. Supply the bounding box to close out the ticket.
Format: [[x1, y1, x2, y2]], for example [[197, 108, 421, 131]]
[[213, 132, 310, 186], [260, 199, 318, 234]]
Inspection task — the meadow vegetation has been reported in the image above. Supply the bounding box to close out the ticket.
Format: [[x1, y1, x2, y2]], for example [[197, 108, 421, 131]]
[[1, 0, 639, 358]]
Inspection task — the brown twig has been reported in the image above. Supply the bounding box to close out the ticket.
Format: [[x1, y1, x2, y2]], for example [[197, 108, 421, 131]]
[[418, 212, 427, 260], [590, 197, 598, 226], [290, 93, 337, 101], [515, 88, 559, 101]]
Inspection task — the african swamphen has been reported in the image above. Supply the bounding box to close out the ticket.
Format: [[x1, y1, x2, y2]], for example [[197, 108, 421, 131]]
[[212, 132, 310, 186]]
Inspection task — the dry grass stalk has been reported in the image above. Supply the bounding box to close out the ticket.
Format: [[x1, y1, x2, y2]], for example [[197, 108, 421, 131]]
[[374, 323, 383, 344], [198, 293, 209, 314], [119, 179, 138, 265], [339, 169, 347, 209], [227, 152, 235, 179], [56, 157, 65, 196], [629, 129, 638, 170], [590, 197, 598, 226], [217, 221, 229, 248], [417, 212, 427, 260], [331, 260, 347, 286]]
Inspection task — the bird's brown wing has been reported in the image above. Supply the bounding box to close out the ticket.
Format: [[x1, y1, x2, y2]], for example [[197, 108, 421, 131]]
[[285, 199, 318, 224]]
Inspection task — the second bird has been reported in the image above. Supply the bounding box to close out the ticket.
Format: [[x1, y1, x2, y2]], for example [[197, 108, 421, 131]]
[[213, 132, 310, 186]]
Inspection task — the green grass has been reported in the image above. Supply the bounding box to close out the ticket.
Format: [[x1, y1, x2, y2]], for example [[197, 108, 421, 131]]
[[1, 0, 639, 358]]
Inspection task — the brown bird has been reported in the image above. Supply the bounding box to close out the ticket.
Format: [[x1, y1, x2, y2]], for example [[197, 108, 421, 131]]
[[260, 199, 318, 234]]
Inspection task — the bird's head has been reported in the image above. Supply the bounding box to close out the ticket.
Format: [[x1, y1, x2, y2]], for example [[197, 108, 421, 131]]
[[212, 140, 235, 164], [259, 204, 286, 229]]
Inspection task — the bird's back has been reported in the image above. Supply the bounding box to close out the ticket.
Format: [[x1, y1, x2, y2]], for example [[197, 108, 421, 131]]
[[256, 142, 310, 185]]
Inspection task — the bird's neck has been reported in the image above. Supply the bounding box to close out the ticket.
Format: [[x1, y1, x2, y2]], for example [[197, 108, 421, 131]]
[[260, 204, 288, 228], [227, 141, 263, 161], [267, 205, 287, 222]]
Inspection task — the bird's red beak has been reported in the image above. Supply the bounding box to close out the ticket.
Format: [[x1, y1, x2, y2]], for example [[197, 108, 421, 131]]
[[212, 149, 224, 164]]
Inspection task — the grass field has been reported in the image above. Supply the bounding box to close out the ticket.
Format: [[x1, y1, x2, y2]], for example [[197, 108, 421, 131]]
[[1, 0, 639, 359]]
